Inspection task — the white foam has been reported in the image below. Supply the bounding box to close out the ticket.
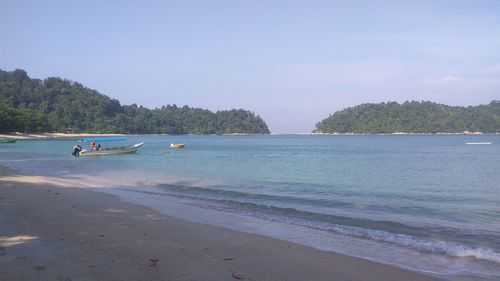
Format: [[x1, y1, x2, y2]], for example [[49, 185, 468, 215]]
[[298, 221, 500, 264]]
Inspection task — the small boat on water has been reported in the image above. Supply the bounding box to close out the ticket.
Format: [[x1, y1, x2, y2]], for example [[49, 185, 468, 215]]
[[465, 142, 492, 145], [75, 142, 144, 156], [0, 139, 17, 143], [170, 143, 186, 149], [72, 137, 143, 156]]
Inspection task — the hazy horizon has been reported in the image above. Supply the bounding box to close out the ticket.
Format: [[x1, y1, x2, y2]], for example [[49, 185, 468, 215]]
[[1, 1, 499, 133]]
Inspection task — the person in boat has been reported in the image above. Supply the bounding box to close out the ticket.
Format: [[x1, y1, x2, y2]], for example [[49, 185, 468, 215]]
[[72, 144, 82, 157]]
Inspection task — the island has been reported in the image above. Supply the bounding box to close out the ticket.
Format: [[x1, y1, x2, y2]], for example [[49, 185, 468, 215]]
[[315, 101, 500, 134], [0, 69, 270, 135]]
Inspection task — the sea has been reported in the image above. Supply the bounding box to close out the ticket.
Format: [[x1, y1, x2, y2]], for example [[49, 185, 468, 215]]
[[1, 135, 499, 280]]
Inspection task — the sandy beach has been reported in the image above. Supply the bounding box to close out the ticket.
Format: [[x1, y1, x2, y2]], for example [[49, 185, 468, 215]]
[[0, 165, 444, 281], [0, 133, 127, 141]]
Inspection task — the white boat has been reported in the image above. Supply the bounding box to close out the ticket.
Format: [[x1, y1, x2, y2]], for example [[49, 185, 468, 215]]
[[77, 142, 144, 156], [465, 142, 492, 145], [170, 143, 186, 149]]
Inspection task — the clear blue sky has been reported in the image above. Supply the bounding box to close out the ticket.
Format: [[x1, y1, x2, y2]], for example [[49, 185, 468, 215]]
[[1, 0, 499, 133]]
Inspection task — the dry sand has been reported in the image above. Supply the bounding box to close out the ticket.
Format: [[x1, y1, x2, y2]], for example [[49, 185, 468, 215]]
[[0, 165, 444, 281], [0, 133, 126, 140]]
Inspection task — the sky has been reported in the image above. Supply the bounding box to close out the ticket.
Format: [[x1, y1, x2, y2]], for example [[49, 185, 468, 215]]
[[1, 0, 499, 133]]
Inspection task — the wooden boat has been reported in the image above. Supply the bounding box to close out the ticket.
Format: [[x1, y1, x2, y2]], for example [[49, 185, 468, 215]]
[[78, 142, 144, 156], [0, 139, 17, 143], [170, 143, 186, 149]]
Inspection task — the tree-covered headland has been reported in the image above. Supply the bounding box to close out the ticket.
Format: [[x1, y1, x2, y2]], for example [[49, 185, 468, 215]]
[[0, 69, 270, 134], [315, 101, 500, 134]]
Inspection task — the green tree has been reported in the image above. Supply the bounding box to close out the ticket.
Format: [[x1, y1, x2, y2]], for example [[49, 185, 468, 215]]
[[0, 69, 270, 134], [315, 100, 500, 134]]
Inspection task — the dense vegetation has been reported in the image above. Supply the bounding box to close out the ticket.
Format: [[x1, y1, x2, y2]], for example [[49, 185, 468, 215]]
[[0, 104, 48, 133], [0, 69, 270, 134], [315, 101, 500, 134]]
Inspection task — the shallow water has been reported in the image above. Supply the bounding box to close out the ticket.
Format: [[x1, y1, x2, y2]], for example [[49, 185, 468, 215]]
[[1, 135, 499, 280]]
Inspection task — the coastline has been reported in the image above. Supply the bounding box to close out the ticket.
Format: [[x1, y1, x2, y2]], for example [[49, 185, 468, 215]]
[[0, 165, 444, 281], [309, 132, 499, 136], [1, 132, 498, 142], [0, 133, 127, 141]]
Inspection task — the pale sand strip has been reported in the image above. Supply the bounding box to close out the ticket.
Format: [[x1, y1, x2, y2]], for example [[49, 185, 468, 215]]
[[0, 133, 126, 140], [0, 166, 443, 281]]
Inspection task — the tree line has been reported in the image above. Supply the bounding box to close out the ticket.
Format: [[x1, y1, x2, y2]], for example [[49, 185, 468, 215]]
[[0, 69, 270, 134], [315, 100, 500, 134]]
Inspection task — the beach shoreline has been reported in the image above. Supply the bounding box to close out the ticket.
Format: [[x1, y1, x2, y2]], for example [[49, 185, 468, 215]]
[[0, 132, 127, 141], [0, 164, 448, 281], [1, 132, 499, 141]]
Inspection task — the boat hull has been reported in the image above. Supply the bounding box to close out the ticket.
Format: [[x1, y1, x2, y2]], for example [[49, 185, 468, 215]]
[[170, 143, 185, 149], [79, 142, 144, 156]]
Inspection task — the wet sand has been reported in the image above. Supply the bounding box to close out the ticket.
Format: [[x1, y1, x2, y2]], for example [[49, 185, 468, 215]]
[[0, 165, 443, 281]]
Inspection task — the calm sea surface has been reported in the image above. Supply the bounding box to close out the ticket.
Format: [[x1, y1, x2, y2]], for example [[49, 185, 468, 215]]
[[1, 135, 499, 280]]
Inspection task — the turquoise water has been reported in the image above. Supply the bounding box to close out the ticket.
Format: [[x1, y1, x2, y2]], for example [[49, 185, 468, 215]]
[[1, 135, 500, 279]]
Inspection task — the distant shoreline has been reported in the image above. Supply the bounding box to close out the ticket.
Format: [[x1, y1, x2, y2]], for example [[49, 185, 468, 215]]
[[1, 131, 499, 140], [272, 132, 499, 136], [0, 132, 126, 141], [308, 131, 499, 136], [0, 132, 271, 140]]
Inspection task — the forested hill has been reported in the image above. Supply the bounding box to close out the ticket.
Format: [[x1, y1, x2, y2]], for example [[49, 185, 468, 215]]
[[315, 101, 500, 134], [0, 69, 270, 134]]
